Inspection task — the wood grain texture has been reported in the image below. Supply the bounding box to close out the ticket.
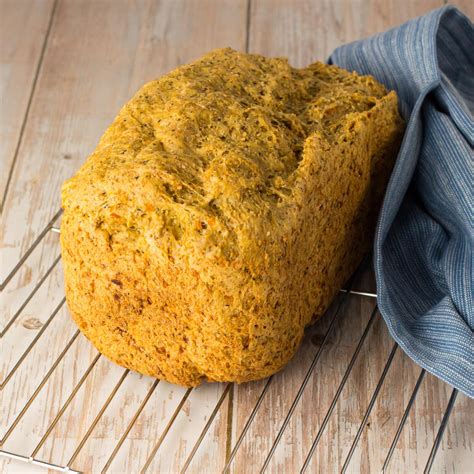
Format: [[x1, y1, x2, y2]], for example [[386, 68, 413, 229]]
[[234, 1, 473, 472], [248, 0, 445, 66], [1, 0, 246, 472], [0, 0, 55, 208], [1, 1, 472, 473], [0, 0, 247, 282]]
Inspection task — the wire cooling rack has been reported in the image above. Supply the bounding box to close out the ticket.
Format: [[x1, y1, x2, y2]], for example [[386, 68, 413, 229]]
[[0, 210, 464, 473]]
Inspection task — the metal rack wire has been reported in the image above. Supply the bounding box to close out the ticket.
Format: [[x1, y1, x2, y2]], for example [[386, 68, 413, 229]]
[[0, 211, 460, 473]]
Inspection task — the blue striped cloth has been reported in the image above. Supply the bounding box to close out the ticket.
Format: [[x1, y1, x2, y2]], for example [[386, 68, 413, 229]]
[[329, 6, 473, 397]]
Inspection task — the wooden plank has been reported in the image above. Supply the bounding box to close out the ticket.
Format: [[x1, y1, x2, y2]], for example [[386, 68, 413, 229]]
[[0, 0, 55, 208], [0, 0, 247, 282], [248, 0, 443, 66], [2, 1, 472, 473], [346, 352, 471, 473], [235, 1, 471, 472], [429, 392, 473, 473], [230, 292, 377, 473], [0, 254, 65, 385], [0, 229, 60, 330], [0, 1, 247, 472], [382, 373, 473, 473]]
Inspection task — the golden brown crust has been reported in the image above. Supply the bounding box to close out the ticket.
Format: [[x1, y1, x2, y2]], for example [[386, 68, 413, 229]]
[[61, 48, 404, 386]]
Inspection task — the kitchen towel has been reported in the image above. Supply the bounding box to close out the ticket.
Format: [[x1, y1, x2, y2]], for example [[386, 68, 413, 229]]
[[329, 5, 473, 397]]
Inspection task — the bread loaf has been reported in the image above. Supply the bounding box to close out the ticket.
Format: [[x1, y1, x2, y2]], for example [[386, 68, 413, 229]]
[[61, 48, 404, 386]]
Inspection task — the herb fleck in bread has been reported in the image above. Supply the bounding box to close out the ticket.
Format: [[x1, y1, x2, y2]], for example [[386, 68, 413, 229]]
[[61, 48, 404, 386]]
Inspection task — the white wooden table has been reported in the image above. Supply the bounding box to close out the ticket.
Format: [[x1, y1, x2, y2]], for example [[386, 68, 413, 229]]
[[1, 1, 472, 473]]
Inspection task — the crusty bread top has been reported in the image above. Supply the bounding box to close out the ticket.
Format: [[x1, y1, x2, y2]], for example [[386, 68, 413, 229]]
[[61, 48, 404, 386], [62, 48, 394, 266]]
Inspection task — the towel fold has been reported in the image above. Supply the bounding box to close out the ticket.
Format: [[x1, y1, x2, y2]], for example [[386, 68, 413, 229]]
[[329, 5, 473, 397]]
